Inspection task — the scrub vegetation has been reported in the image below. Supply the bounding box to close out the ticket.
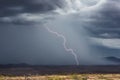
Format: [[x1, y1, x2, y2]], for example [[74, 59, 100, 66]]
[[0, 74, 120, 80]]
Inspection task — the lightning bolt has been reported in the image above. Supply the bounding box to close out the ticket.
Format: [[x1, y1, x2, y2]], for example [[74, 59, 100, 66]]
[[46, 26, 79, 65]]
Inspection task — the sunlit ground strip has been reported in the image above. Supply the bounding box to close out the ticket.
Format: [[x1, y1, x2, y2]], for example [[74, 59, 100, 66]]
[[1, 74, 120, 80]]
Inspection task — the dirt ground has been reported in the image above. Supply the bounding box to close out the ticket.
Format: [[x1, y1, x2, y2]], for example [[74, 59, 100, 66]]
[[0, 74, 120, 80]]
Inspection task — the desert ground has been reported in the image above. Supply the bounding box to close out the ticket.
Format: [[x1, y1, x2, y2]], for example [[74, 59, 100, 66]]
[[0, 65, 120, 80], [1, 74, 120, 80]]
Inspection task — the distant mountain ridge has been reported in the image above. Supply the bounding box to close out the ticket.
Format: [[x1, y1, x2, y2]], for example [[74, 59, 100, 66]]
[[0, 63, 30, 68]]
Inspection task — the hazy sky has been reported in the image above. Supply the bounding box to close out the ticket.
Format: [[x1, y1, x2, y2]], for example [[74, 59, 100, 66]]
[[0, 0, 120, 65]]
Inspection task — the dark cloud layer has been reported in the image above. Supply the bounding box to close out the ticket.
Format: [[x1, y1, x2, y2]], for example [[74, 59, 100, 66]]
[[84, 0, 120, 39], [0, 0, 63, 17]]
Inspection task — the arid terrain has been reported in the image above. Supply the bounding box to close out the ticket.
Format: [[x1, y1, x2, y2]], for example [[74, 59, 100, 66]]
[[1, 74, 120, 80], [0, 65, 120, 80]]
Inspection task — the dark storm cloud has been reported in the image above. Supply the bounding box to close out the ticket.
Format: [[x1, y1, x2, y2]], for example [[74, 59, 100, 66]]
[[0, 0, 120, 42], [0, 0, 60, 24], [0, 0, 65, 24], [0, 0, 62, 17], [84, 0, 120, 39]]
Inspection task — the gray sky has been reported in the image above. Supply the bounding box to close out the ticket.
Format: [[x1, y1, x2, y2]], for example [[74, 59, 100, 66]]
[[0, 0, 120, 65]]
